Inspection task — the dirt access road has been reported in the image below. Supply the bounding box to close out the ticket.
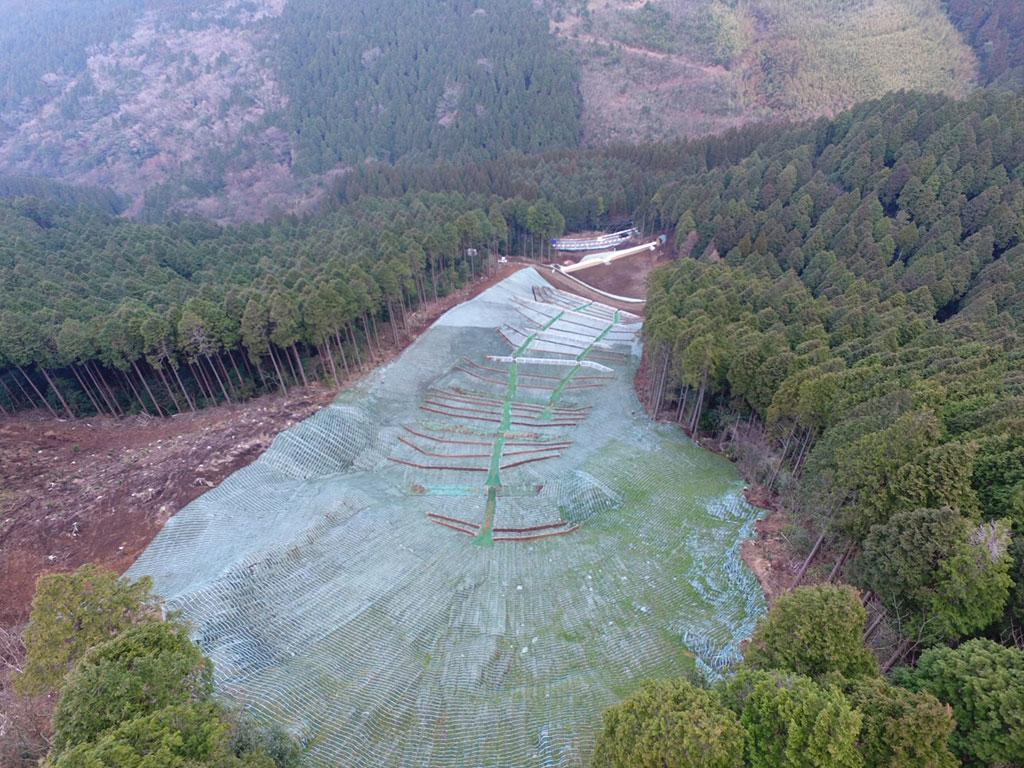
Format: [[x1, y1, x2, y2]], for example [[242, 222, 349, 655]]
[[0, 263, 526, 630]]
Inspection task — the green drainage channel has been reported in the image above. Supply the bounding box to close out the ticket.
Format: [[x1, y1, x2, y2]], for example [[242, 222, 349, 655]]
[[476, 315, 617, 545]]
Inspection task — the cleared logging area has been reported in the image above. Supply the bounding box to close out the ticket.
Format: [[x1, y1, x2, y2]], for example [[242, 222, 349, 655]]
[[127, 269, 765, 767]]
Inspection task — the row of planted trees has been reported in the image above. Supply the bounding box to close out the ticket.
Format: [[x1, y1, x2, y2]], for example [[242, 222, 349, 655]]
[[0, 263, 471, 419], [0, 191, 541, 418]]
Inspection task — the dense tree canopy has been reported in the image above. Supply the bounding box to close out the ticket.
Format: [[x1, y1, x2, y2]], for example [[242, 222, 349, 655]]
[[743, 585, 877, 679], [4, 82, 1024, 768], [640, 88, 1024, 639], [14, 565, 158, 696], [854, 509, 1012, 643], [594, 588, 959, 768], [13, 566, 304, 768], [893, 639, 1024, 767], [719, 669, 864, 768], [592, 677, 745, 768], [52, 622, 214, 752], [944, 0, 1024, 87], [275, 0, 581, 174], [844, 676, 958, 768]]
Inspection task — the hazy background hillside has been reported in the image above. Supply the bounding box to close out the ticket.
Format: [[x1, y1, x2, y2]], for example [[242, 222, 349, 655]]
[[0, 0, 995, 222]]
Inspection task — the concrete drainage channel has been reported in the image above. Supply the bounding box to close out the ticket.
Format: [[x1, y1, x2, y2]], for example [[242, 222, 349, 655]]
[[128, 269, 767, 767]]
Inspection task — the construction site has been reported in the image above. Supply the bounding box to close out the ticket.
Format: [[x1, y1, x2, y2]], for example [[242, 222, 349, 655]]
[[127, 267, 766, 767]]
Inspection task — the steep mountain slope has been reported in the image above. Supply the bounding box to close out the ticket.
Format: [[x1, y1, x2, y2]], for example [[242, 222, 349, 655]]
[[0, 0, 581, 222], [944, 0, 1024, 89], [0, 0, 298, 221], [0, 0, 982, 222], [552, 0, 978, 146]]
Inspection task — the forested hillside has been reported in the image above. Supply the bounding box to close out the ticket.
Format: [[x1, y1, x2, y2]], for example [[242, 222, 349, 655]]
[[945, 0, 1024, 89], [641, 89, 1024, 651], [0, 122, 796, 425], [620, 88, 1024, 767], [2, 60, 1024, 763], [0, 175, 124, 215], [0, 0, 579, 222], [276, 0, 580, 175], [0, 0, 987, 220], [549, 0, 977, 146], [0, 0, 150, 116]]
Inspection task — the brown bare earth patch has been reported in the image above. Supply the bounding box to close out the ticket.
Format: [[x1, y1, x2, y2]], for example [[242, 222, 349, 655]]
[[0, 263, 524, 631], [739, 491, 798, 605], [566, 247, 672, 299], [538, 268, 647, 315]]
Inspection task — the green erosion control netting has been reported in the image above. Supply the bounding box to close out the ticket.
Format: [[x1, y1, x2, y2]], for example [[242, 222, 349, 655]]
[[127, 269, 766, 767]]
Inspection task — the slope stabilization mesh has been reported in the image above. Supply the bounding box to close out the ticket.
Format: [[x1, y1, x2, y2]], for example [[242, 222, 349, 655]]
[[128, 269, 766, 767]]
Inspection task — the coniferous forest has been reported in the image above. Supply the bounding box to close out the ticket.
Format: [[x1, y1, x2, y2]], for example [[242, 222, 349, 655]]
[[6, 86, 1024, 767], [2, 2, 1024, 767]]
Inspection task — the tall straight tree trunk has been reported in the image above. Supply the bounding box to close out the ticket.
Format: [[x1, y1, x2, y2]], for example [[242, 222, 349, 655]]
[[655, 352, 670, 415], [793, 427, 815, 477], [676, 385, 689, 423], [267, 350, 287, 395], [689, 379, 707, 434], [187, 361, 206, 403], [253, 358, 269, 392], [204, 355, 232, 403], [415, 274, 427, 309], [278, 344, 297, 385], [386, 301, 400, 347], [647, 353, 658, 406], [361, 314, 377, 364], [91, 362, 123, 416], [131, 360, 164, 417], [768, 422, 799, 491], [334, 330, 350, 377], [87, 361, 120, 416], [322, 337, 339, 387], [38, 365, 74, 418], [9, 367, 37, 409], [120, 368, 150, 415], [788, 534, 825, 592], [215, 353, 236, 397], [170, 364, 196, 412], [227, 352, 243, 391], [70, 363, 104, 416], [238, 349, 254, 382], [347, 324, 363, 370], [369, 312, 383, 351], [311, 343, 325, 380], [0, 373, 19, 410], [399, 295, 410, 334], [152, 364, 181, 414], [290, 345, 308, 388], [70, 364, 102, 415], [190, 361, 214, 404], [15, 364, 57, 418]]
